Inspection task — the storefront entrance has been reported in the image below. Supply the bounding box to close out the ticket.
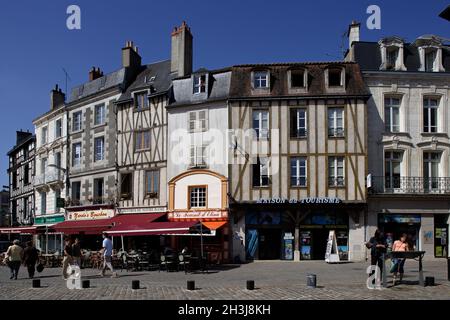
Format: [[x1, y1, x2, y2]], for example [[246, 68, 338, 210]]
[[378, 214, 421, 251], [258, 228, 281, 260]]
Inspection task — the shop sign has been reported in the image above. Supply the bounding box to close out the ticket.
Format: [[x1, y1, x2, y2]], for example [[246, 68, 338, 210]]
[[117, 207, 166, 215], [380, 214, 421, 224], [256, 197, 341, 204], [169, 210, 228, 220], [67, 209, 115, 221], [283, 232, 294, 240]]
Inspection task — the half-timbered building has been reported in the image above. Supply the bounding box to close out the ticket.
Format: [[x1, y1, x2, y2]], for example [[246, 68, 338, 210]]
[[228, 62, 370, 262]]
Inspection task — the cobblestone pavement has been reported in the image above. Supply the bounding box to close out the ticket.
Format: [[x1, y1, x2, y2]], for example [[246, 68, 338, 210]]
[[0, 260, 449, 300]]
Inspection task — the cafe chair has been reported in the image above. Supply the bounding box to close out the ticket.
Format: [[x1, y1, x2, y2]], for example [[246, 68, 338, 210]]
[[178, 254, 190, 274], [159, 255, 174, 272]]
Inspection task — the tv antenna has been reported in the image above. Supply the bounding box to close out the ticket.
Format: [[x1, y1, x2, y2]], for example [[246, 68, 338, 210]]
[[62, 68, 72, 99]]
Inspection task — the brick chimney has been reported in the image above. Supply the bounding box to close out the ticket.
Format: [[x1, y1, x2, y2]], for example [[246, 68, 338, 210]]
[[89, 67, 104, 81], [50, 84, 65, 110], [122, 41, 141, 69], [171, 21, 193, 77]]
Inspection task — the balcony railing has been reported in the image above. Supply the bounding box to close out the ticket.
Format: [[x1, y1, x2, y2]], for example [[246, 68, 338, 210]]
[[369, 176, 450, 194]]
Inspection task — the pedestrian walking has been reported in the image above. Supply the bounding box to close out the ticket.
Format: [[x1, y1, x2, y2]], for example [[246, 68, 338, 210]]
[[366, 229, 387, 284], [5, 240, 23, 280], [100, 233, 117, 278], [72, 238, 82, 267], [22, 241, 39, 279], [62, 238, 73, 280], [391, 233, 409, 285]]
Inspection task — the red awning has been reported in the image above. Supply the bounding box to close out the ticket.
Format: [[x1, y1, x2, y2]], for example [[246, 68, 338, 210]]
[[107, 213, 198, 236], [0, 226, 38, 234], [53, 219, 114, 235]]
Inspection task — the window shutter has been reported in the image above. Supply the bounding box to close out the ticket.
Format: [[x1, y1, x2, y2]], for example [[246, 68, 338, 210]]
[[190, 146, 195, 167], [189, 112, 196, 132], [199, 110, 208, 131]]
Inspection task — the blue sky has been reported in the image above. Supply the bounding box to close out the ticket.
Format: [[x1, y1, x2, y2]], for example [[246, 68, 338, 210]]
[[0, 0, 448, 186]]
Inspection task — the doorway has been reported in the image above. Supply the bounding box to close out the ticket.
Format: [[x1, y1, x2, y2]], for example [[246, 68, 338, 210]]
[[258, 229, 281, 260], [311, 228, 329, 260]]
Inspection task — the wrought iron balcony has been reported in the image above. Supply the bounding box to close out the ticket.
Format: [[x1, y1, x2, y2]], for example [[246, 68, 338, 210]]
[[369, 176, 450, 194]]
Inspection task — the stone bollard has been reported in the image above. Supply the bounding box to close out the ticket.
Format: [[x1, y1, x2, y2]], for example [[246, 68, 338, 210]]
[[246, 280, 255, 290], [132, 280, 140, 290], [82, 280, 90, 289], [187, 280, 195, 291], [307, 274, 317, 288], [32, 279, 40, 288]]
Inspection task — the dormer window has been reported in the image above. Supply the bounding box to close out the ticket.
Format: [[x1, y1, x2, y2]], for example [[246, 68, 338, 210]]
[[425, 49, 436, 72], [193, 74, 206, 94], [289, 69, 306, 88], [328, 69, 342, 86], [253, 71, 269, 89], [386, 48, 399, 70], [378, 37, 406, 71], [135, 92, 149, 111]]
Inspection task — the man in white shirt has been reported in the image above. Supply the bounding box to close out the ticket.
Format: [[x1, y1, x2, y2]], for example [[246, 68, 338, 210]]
[[100, 233, 117, 278]]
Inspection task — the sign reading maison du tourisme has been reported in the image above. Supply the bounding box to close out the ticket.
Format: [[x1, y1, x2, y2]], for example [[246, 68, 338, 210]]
[[68, 209, 115, 221], [256, 197, 341, 204]]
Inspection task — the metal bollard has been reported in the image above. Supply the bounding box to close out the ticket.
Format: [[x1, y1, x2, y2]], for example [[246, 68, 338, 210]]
[[32, 279, 40, 288], [246, 280, 255, 290], [82, 280, 90, 289], [187, 280, 195, 291], [132, 280, 140, 290], [425, 277, 435, 286], [307, 274, 317, 288]]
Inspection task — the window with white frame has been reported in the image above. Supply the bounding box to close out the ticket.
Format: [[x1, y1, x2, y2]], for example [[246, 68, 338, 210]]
[[40, 192, 46, 214], [135, 131, 150, 151], [71, 181, 81, 203], [425, 50, 436, 72], [252, 110, 269, 139], [94, 136, 105, 161], [328, 156, 344, 187], [189, 186, 207, 208], [386, 48, 399, 70], [253, 71, 269, 89], [328, 69, 342, 87], [135, 92, 149, 111], [423, 97, 439, 133], [290, 69, 305, 88], [72, 142, 82, 167], [94, 103, 106, 125], [290, 108, 307, 138], [145, 170, 159, 196], [72, 111, 82, 132], [193, 75, 206, 94], [253, 157, 270, 187], [423, 152, 440, 190], [291, 157, 307, 187], [328, 107, 344, 137], [55, 119, 62, 138], [188, 110, 208, 132], [190, 145, 207, 168], [384, 97, 401, 132], [41, 127, 48, 145], [384, 151, 402, 189]]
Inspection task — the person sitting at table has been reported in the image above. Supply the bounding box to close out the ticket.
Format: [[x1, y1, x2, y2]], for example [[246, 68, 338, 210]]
[[163, 246, 173, 256], [181, 246, 189, 255], [391, 233, 409, 285]]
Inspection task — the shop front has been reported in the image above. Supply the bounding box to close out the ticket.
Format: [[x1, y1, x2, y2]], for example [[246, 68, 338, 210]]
[[231, 197, 365, 262], [168, 169, 230, 262], [34, 214, 65, 254]]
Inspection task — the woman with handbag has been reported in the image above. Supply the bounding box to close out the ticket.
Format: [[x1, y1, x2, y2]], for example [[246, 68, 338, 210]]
[[5, 239, 23, 280], [391, 233, 409, 285], [22, 241, 39, 279]]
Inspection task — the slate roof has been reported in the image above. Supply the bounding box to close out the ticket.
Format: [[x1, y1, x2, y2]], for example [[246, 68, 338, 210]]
[[229, 62, 370, 98], [116, 60, 173, 104], [352, 41, 450, 72], [169, 68, 232, 107], [68, 68, 127, 103], [7, 135, 35, 156]]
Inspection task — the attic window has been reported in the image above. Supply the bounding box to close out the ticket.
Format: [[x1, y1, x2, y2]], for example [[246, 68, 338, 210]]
[[290, 70, 305, 88], [328, 69, 342, 87], [253, 71, 269, 89], [193, 75, 206, 94], [386, 48, 399, 70], [425, 49, 436, 72]]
